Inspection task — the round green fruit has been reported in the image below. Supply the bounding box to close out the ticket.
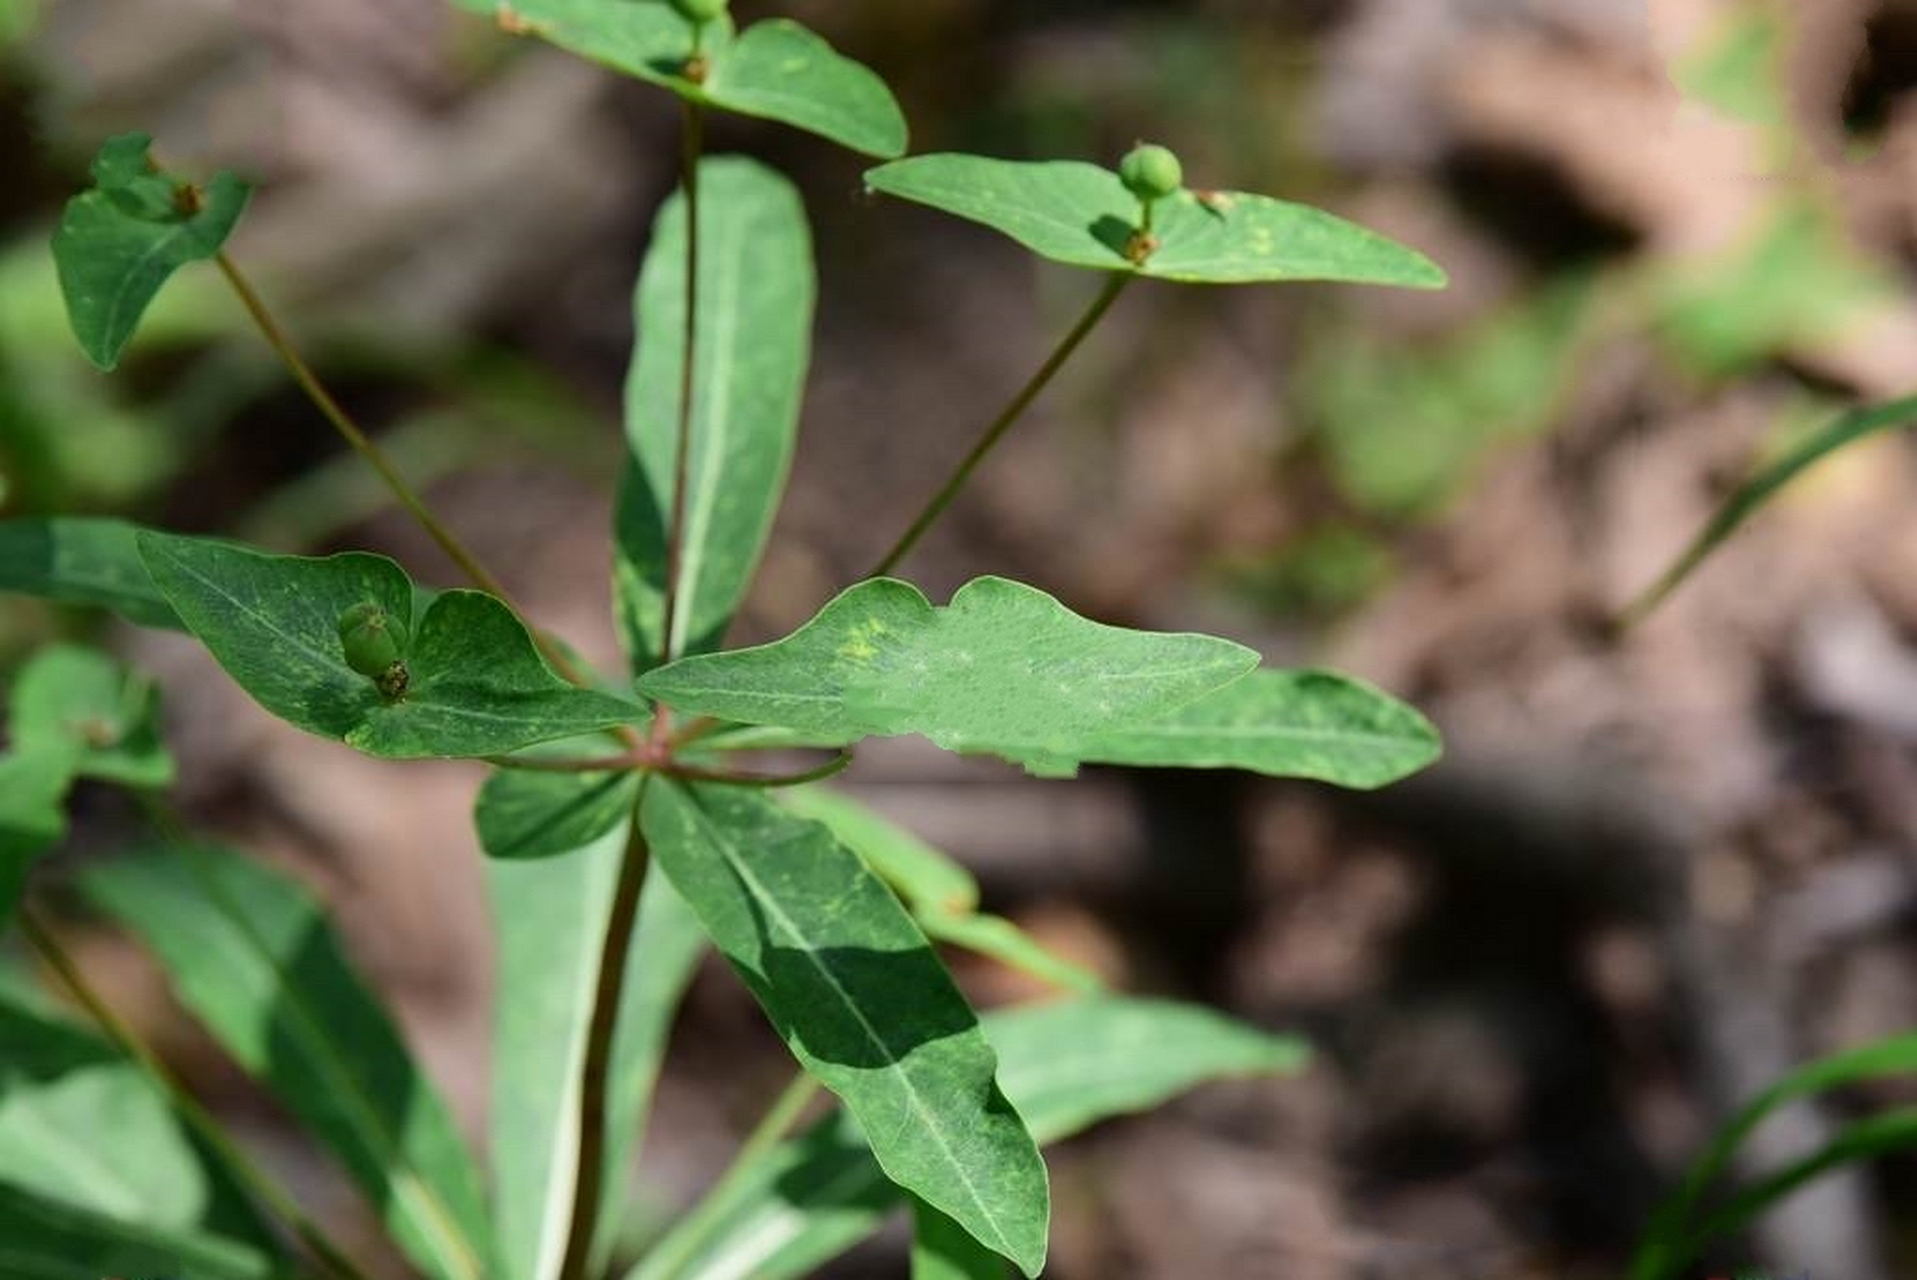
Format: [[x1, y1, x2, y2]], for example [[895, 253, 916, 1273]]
[[337, 603, 407, 681], [1119, 144, 1184, 202]]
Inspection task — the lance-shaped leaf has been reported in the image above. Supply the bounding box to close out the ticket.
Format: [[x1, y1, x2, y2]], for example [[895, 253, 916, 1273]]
[[865, 154, 1444, 288], [476, 767, 641, 862], [8, 644, 174, 789], [136, 531, 646, 758], [782, 788, 1100, 993], [52, 132, 250, 370], [913, 1197, 1009, 1280], [0, 746, 76, 928], [0, 517, 182, 628], [82, 845, 499, 1280], [453, 3, 906, 158], [488, 813, 706, 1280], [637, 577, 1257, 775], [628, 996, 1308, 1280], [1076, 668, 1441, 787], [617, 157, 814, 672], [642, 782, 1050, 1276], [0, 1181, 278, 1280]]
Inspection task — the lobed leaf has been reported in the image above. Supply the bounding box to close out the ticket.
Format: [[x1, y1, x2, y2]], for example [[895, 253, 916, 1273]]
[[82, 844, 500, 1280], [0, 517, 182, 628], [53, 132, 250, 370], [0, 1181, 279, 1280], [865, 155, 1444, 287], [637, 576, 1257, 775], [455, 3, 905, 157], [488, 819, 706, 1280], [617, 157, 814, 672], [1621, 394, 1917, 627], [629, 995, 1307, 1280], [8, 644, 174, 788], [642, 781, 1050, 1276], [1076, 668, 1441, 787], [136, 531, 646, 758]]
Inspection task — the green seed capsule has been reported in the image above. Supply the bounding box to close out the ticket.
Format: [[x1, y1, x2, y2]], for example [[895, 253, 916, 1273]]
[[338, 603, 407, 682], [1119, 143, 1184, 203], [671, 0, 728, 23]]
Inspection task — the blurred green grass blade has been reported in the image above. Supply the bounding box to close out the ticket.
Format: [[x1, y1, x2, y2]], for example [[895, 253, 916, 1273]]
[[0, 1180, 281, 1279], [630, 996, 1307, 1280], [911, 1197, 1009, 1280], [1630, 1030, 1917, 1280], [0, 517, 183, 629], [52, 133, 250, 370], [1620, 395, 1917, 627], [82, 844, 500, 1280], [617, 157, 813, 674], [1680, 1105, 1917, 1266], [642, 782, 1051, 1277]]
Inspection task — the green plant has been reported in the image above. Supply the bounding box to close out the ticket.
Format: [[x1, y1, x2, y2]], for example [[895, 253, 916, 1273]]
[[0, 4, 1446, 1277]]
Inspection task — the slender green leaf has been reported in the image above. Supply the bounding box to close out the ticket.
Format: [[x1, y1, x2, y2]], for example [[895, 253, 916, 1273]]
[[1630, 1030, 1917, 1280], [782, 789, 1100, 993], [8, 644, 174, 788], [1077, 668, 1441, 788], [1622, 395, 1917, 626], [0, 1181, 279, 1280], [476, 767, 640, 862], [617, 157, 814, 672], [488, 814, 706, 1280], [912, 1197, 1009, 1280], [82, 845, 500, 1280], [136, 531, 646, 758], [642, 782, 1050, 1276], [637, 577, 1257, 775], [629, 995, 1307, 1280], [865, 155, 1444, 288], [704, 20, 907, 159], [52, 132, 250, 369], [0, 517, 182, 628], [0, 745, 76, 927], [1682, 1106, 1917, 1263], [453, 4, 905, 156]]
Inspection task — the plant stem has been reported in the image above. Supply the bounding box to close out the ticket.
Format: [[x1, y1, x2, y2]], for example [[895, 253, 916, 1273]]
[[866, 270, 1134, 579], [213, 252, 600, 693], [643, 1072, 824, 1280], [657, 100, 707, 668], [20, 910, 371, 1280], [555, 783, 655, 1280]]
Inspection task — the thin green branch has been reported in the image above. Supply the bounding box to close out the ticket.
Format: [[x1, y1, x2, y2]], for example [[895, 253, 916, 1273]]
[[20, 910, 371, 1280], [555, 782, 654, 1280], [643, 1072, 825, 1280], [866, 270, 1135, 579]]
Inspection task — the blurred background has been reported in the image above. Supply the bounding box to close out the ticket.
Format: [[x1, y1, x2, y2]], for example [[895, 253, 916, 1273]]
[[5, 0, 1917, 1275]]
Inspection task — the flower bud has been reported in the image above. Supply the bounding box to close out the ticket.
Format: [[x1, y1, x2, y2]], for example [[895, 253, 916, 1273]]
[[1119, 144, 1184, 203]]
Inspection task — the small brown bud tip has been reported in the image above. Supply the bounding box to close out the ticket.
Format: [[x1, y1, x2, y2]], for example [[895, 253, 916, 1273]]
[[1119, 144, 1184, 203]]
